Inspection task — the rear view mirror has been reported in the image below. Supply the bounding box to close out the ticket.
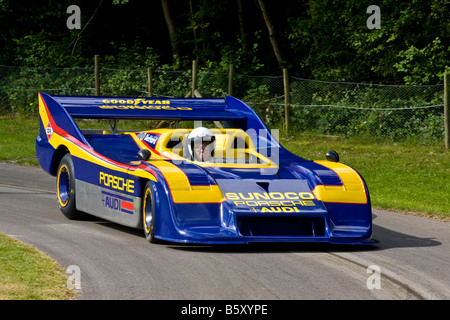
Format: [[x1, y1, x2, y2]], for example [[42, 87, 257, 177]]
[[137, 149, 151, 161], [326, 150, 339, 162]]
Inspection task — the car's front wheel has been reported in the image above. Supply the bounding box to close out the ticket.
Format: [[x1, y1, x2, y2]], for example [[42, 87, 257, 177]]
[[142, 181, 160, 243]]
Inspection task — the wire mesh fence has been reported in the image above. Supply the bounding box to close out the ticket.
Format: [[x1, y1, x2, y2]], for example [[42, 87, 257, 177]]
[[289, 78, 444, 143], [0, 64, 445, 144]]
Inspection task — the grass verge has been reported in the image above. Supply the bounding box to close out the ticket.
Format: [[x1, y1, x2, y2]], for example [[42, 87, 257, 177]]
[[0, 116, 38, 166], [0, 233, 76, 300]]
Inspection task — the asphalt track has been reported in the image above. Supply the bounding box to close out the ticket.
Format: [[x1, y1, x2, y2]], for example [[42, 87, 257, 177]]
[[0, 162, 449, 300]]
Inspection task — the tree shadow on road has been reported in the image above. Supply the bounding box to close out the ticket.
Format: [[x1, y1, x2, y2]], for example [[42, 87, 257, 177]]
[[165, 216, 442, 254], [87, 213, 442, 254]]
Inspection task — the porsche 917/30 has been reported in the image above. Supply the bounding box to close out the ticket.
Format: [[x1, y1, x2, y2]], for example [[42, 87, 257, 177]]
[[36, 92, 374, 244]]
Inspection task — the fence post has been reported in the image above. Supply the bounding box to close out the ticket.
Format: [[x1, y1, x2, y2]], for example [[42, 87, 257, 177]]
[[445, 72, 449, 149], [228, 63, 234, 96], [94, 55, 100, 96], [192, 60, 198, 97], [283, 68, 290, 132], [147, 67, 153, 97], [185, 60, 202, 98]]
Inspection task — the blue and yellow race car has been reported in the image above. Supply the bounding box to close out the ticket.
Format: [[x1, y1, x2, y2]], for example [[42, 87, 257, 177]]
[[36, 92, 374, 244]]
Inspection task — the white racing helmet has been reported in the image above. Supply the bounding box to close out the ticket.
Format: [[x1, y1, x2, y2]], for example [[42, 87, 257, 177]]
[[186, 127, 216, 161]]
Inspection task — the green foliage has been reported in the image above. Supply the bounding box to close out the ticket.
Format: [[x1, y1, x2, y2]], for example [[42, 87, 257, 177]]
[[1, 0, 449, 83], [152, 68, 191, 98], [394, 37, 450, 85], [103, 42, 160, 69], [218, 31, 266, 75], [0, 66, 94, 115], [287, 0, 449, 84], [11, 30, 85, 68]]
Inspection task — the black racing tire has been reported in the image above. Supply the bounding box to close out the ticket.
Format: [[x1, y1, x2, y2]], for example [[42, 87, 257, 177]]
[[142, 181, 160, 243], [56, 153, 83, 220]]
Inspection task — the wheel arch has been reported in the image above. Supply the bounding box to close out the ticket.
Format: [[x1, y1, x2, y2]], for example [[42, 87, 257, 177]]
[[50, 145, 70, 176], [139, 174, 177, 243]]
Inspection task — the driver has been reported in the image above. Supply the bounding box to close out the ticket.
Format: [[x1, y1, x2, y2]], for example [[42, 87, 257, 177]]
[[186, 127, 216, 162]]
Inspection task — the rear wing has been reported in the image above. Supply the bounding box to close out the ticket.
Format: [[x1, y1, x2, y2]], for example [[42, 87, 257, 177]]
[[38, 92, 276, 152], [40, 93, 250, 121]]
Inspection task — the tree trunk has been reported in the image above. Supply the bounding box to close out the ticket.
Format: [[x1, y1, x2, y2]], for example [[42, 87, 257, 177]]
[[309, 0, 320, 50], [161, 0, 180, 63], [189, 0, 199, 61], [237, 0, 247, 53], [257, 0, 285, 70]]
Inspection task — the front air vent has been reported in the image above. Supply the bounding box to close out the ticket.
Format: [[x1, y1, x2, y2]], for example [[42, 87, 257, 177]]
[[256, 181, 269, 192], [238, 217, 325, 237]]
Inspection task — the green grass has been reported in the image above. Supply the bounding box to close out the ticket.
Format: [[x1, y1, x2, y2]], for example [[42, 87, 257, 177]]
[[0, 233, 76, 300], [0, 116, 38, 165]]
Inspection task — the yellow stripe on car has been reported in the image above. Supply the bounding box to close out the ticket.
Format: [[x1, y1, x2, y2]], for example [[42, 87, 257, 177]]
[[312, 160, 368, 204]]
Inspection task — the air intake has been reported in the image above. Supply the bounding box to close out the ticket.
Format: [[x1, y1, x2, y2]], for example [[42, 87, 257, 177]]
[[238, 217, 325, 237]]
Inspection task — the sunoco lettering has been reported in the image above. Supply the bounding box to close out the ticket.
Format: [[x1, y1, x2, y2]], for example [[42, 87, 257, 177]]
[[225, 192, 315, 201], [99, 172, 134, 193], [233, 200, 315, 207]]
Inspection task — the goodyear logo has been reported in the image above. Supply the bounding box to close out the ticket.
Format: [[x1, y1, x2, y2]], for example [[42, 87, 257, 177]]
[[225, 192, 316, 213], [99, 99, 192, 110], [99, 171, 134, 193]]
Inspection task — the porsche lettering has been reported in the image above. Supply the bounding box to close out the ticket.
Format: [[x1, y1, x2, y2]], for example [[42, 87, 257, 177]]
[[232, 199, 315, 208], [99, 172, 134, 193], [233, 200, 315, 206]]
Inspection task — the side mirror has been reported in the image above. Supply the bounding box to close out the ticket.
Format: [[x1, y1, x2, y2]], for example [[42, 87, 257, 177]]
[[137, 149, 151, 161], [326, 150, 339, 162]]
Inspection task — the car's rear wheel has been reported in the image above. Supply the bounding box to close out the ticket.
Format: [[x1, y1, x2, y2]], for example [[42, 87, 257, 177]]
[[57, 154, 82, 220], [142, 181, 160, 243]]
